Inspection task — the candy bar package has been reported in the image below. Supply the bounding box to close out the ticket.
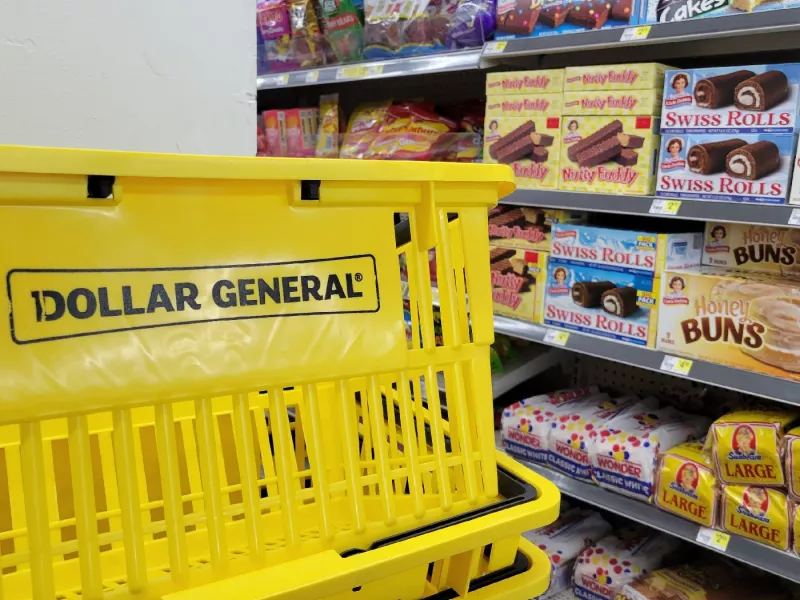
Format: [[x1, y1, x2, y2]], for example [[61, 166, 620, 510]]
[[486, 94, 564, 116], [502, 386, 600, 464], [285, 108, 319, 157], [489, 246, 548, 323], [495, 0, 639, 40], [573, 528, 680, 600], [486, 70, 566, 96], [720, 484, 791, 550], [785, 426, 800, 501], [656, 133, 796, 204], [523, 509, 612, 597], [320, 0, 364, 63], [564, 64, 671, 92], [653, 442, 718, 527], [549, 224, 702, 277], [263, 110, 288, 156], [559, 116, 660, 196], [591, 407, 710, 501], [702, 222, 800, 275], [547, 394, 648, 479], [563, 89, 663, 116], [488, 205, 587, 252], [544, 262, 659, 346], [483, 116, 562, 189], [446, 0, 497, 49], [258, 0, 327, 72], [661, 64, 800, 134], [657, 267, 800, 383]]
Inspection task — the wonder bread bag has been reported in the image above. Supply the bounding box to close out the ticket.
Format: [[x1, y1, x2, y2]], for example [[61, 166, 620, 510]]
[[784, 426, 800, 501], [654, 442, 718, 528], [502, 386, 599, 464], [720, 484, 791, 551], [709, 408, 799, 487]]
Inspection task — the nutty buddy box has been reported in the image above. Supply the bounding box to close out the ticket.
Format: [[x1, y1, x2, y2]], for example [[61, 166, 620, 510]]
[[661, 64, 800, 134], [485, 116, 562, 189], [486, 70, 565, 96], [702, 222, 800, 275], [564, 63, 670, 92], [563, 89, 663, 116], [488, 204, 586, 252], [490, 246, 548, 323]]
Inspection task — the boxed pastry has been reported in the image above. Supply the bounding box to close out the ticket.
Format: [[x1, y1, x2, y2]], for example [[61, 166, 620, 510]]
[[484, 116, 562, 189], [489, 246, 548, 322], [563, 89, 663, 116], [653, 442, 718, 527], [656, 133, 797, 204], [642, 0, 782, 24], [720, 484, 791, 550], [790, 145, 800, 205], [559, 116, 660, 195], [702, 222, 800, 275], [486, 69, 565, 96], [544, 261, 659, 346], [795, 502, 800, 556], [486, 94, 564, 116], [495, 0, 638, 40], [489, 204, 587, 252], [656, 267, 800, 382], [564, 63, 671, 92], [785, 426, 800, 501], [550, 223, 702, 277], [661, 64, 800, 134]]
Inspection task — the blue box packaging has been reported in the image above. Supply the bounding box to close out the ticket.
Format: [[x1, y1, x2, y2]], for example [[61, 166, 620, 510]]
[[641, 0, 782, 25]]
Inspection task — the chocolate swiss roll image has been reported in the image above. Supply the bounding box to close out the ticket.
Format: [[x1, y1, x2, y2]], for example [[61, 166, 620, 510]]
[[572, 281, 615, 308], [693, 70, 755, 109], [601, 286, 639, 317], [734, 70, 789, 112], [686, 138, 746, 175], [725, 141, 780, 180]]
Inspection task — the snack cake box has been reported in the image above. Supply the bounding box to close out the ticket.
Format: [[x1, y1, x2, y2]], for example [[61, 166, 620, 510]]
[[550, 223, 702, 277], [488, 204, 587, 252], [790, 143, 800, 205], [656, 133, 797, 204], [702, 222, 800, 275], [563, 89, 663, 116], [653, 442, 718, 527], [785, 426, 800, 501], [486, 70, 565, 96], [656, 267, 800, 382], [642, 0, 781, 25], [484, 116, 562, 190], [489, 245, 548, 323], [661, 64, 800, 134], [721, 485, 791, 550], [564, 63, 671, 92], [486, 94, 565, 117], [559, 116, 660, 195]]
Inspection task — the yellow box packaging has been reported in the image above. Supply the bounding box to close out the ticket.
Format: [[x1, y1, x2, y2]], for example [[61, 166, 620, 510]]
[[559, 116, 659, 196], [709, 409, 798, 487], [486, 69, 565, 96], [653, 442, 717, 528], [785, 427, 800, 501], [564, 63, 672, 92], [484, 116, 562, 190], [793, 502, 800, 555], [490, 247, 548, 324], [488, 205, 587, 253], [656, 267, 800, 383], [702, 222, 800, 276], [721, 485, 791, 551], [486, 94, 564, 117], [563, 89, 663, 116]]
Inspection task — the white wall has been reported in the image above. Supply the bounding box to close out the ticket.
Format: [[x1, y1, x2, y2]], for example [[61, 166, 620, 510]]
[[0, 1, 255, 156]]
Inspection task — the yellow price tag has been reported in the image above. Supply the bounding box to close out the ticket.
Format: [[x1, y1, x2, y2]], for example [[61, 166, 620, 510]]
[[484, 41, 508, 55], [337, 65, 384, 80], [620, 26, 651, 41], [660, 355, 693, 375], [544, 329, 570, 346], [304, 70, 319, 83], [649, 199, 681, 216], [696, 527, 730, 551]]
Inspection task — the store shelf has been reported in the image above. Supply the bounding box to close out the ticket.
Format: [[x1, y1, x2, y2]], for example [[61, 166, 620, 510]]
[[493, 345, 566, 397], [482, 7, 800, 60], [257, 49, 482, 90], [496, 439, 800, 584], [504, 190, 800, 228], [493, 315, 800, 407]]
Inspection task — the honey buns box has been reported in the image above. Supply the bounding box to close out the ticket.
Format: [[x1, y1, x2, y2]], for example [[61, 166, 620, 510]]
[[488, 204, 587, 252], [656, 133, 797, 204], [484, 116, 562, 190], [720, 484, 791, 550], [661, 64, 800, 134], [656, 267, 800, 382], [489, 246, 548, 323], [653, 442, 718, 527], [702, 222, 800, 275]]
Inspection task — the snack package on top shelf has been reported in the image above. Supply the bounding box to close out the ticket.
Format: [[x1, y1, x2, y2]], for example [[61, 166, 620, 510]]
[[785, 427, 800, 501], [495, 0, 638, 40], [523, 509, 613, 598], [502, 386, 599, 464], [702, 222, 800, 275], [654, 442, 718, 528], [446, 0, 496, 49], [573, 528, 680, 600], [258, 0, 327, 72], [720, 484, 791, 550], [316, 94, 341, 158], [340, 99, 391, 159], [591, 406, 710, 501], [709, 408, 799, 487], [363, 0, 451, 59], [320, 0, 363, 62]]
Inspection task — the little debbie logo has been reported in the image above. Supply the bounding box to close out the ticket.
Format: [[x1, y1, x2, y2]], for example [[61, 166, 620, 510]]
[[8, 255, 379, 344]]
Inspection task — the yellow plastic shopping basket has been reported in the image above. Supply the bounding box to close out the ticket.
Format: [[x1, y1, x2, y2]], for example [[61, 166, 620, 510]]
[[0, 146, 558, 599]]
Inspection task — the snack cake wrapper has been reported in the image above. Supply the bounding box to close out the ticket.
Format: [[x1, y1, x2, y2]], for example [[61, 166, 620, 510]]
[[654, 442, 718, 528]]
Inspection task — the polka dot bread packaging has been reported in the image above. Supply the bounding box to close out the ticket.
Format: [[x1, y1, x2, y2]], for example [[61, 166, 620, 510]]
[[573, 528, 680, 600], [710, 409, 799, 487], [784, 426, 800, 501], [548, 395, 650, 481], [502, 386, 600, 464], [653, 442, 718, 528], [720, 484, 791, 551], [591, 406, 710, 501], [523, 508, 612, 597]]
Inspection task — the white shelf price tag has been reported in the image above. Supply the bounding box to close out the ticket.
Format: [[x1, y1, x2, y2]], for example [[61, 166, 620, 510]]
[[789, 208, 800, 226], [484, 41, 508, 55], [544, 329, 570, 346], [660, 355, 693, 376], [696, 527, 730, 551], [620, 26, 651, 41], [649, 199, 681, 215]]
